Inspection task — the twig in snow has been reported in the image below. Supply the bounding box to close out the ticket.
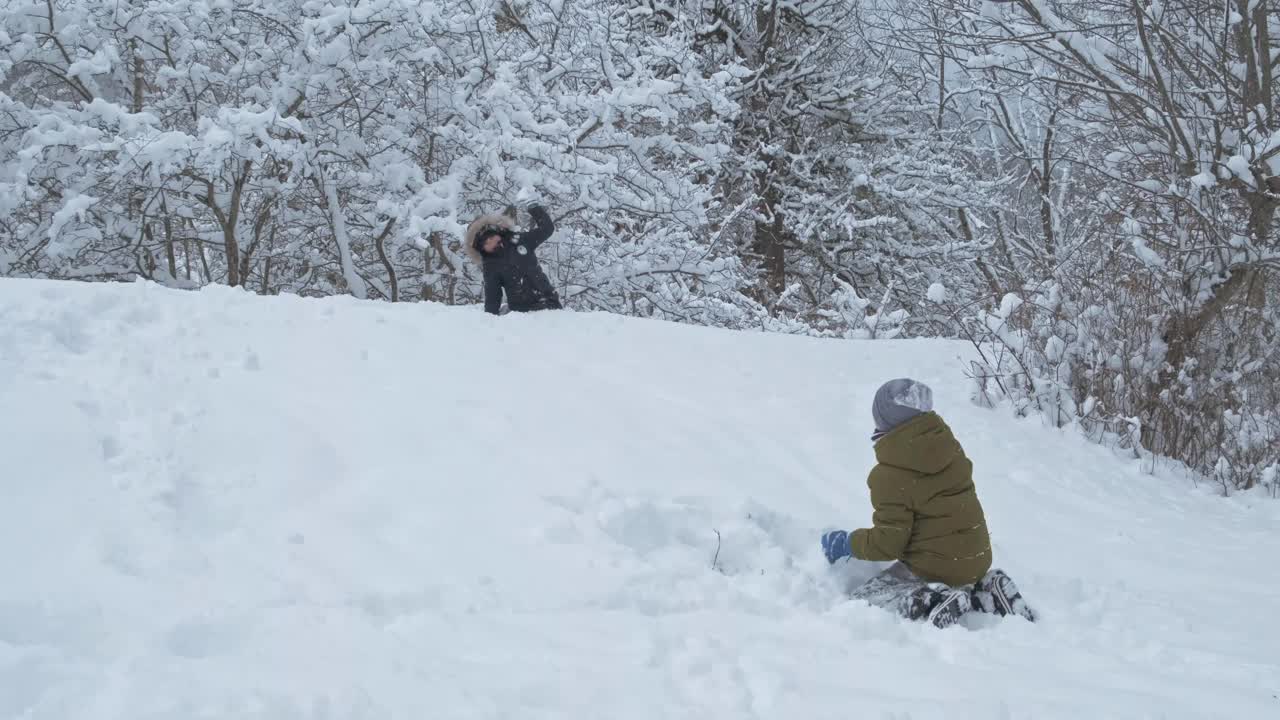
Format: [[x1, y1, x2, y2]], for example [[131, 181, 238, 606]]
[[711, 529, 722, 572]]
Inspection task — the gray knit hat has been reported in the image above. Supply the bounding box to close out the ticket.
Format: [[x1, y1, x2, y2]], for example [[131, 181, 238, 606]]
[[872, 378, 934, 437]]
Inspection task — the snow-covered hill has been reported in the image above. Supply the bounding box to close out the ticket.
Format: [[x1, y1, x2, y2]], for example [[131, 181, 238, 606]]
[[2, 279, 1277, 719]]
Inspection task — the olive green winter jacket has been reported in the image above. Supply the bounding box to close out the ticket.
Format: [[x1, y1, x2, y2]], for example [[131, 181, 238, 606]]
[[850, 412, 992, 587]]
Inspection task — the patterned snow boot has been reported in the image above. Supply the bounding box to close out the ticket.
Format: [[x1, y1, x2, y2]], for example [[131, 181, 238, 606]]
[[972, 569, 1036, 622], [905, 584, 972, 629]]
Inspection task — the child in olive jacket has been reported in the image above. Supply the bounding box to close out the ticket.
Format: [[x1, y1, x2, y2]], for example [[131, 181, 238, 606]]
[[821, 379, 1035, 628]]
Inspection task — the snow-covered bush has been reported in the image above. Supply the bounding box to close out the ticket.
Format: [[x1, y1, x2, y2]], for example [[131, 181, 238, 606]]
[[956, 270, 1280, 493]]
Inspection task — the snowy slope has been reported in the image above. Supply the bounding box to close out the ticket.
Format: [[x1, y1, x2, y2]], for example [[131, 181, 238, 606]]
[[1, 278, 1277, 720]]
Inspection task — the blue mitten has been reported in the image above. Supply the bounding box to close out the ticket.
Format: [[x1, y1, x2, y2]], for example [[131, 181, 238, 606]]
[[821, 530, 852, 564]]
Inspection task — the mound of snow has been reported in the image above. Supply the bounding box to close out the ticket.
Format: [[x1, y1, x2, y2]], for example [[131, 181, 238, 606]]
[[1, 279, 1277, 719]]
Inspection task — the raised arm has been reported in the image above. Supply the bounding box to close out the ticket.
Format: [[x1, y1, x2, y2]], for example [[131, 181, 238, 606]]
[[520, 205, 555, 249]]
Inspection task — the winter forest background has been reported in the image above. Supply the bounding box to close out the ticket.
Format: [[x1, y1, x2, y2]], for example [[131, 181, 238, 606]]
[[1, 0, 1277, 493]]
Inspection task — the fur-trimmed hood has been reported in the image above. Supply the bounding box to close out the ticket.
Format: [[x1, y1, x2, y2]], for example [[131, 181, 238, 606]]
[[463, 213, 515, 266]]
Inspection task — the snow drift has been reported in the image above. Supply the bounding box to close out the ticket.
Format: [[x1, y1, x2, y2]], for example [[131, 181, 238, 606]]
[[1, 279, 1277, 719]]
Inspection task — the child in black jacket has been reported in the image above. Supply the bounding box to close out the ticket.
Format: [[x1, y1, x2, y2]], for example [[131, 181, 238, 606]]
[[463, 206, 562, 315]]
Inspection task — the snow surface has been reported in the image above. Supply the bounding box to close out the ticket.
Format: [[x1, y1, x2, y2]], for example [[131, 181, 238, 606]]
[[1, 278, 1278, 719]]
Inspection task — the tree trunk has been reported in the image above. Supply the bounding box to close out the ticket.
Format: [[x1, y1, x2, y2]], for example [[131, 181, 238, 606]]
[[753, 181, 787, 295], [319, 166, 367, 300], [374, 218, 399, 302], [162, 200, 177, 280], [261, 254, 272, 295]]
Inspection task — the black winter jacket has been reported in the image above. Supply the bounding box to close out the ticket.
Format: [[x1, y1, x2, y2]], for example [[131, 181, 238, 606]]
[[478, 206, 562, 315]]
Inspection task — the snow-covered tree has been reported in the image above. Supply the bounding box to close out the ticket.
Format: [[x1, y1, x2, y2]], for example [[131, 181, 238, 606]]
[[646, 1, 992, 335], [0, 0, 757, 323], [902, 0, 1280, 491], [3, 0, 1276, 489]]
